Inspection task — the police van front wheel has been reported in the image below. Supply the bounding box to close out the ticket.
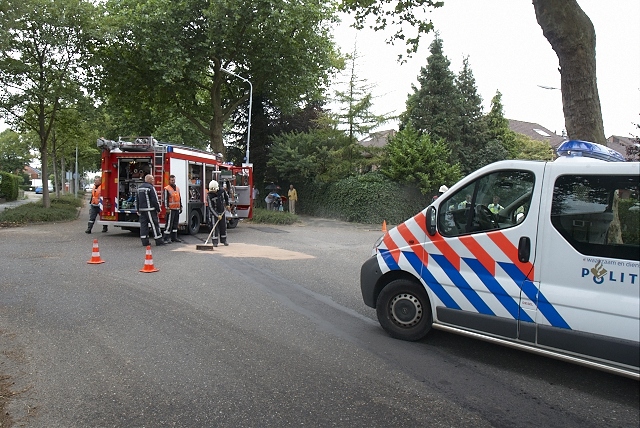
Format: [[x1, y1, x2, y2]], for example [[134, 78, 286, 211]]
[[376, 279, 432, 341]]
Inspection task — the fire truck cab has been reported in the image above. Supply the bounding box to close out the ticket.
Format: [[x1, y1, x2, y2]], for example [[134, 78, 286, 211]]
[[97, 137, 253, 234]]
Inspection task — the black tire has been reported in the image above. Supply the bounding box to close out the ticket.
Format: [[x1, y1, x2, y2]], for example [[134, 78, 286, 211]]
[[376, 279, 432, 341], [227, 218, 239, 229], [188, 210, 202, 235]]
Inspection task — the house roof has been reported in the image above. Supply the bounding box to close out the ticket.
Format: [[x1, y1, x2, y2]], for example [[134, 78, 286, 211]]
[[508, 119, 566, 149], [606, 135, 638, 158], [359, 129, 397, 148]]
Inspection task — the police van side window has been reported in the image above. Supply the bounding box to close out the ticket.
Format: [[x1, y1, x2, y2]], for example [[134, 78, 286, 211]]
[[438, 170, 535, 237], [551, 175, 640, 261]]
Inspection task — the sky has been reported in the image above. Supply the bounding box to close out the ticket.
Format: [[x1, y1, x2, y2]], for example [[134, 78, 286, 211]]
[[331, 0, 640, 139]]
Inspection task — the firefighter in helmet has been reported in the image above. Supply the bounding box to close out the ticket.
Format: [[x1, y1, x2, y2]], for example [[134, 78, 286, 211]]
[[206, 180, 228, 247], [85, 175, 108, 234], [163, 174, 183, 244], [137, 174, 165, 246]]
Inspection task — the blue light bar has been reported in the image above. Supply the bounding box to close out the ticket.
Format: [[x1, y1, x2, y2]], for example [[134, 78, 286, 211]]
[[556, 140, 625, 162]]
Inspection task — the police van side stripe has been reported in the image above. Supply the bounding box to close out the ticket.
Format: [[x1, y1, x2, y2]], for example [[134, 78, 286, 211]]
[[406, 252, 461, 310], [465, 258, 534, 323], [499, 262, 571, 329], [459, 235, 496, 276], [489, 232, 535, 281], [431, 254, 495, 316]]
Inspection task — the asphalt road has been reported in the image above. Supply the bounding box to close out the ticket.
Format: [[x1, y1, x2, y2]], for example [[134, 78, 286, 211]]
[[0, 212, 638, 427]]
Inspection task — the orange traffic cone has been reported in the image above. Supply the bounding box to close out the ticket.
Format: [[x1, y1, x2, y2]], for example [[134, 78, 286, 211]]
[[87, 239, 105, 264], [140, 245, 159, 273], [382, 220, 387, 233]]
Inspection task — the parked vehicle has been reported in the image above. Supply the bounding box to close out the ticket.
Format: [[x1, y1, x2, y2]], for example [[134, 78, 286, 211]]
[[97, 137, 253, 234], [360, 140, 639, 379]]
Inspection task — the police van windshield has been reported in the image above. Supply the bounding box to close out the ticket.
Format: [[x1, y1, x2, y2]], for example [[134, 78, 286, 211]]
[[438, 170, 535, 237]]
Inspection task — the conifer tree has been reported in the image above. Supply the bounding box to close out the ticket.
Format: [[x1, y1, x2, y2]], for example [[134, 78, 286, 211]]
[[400, 34, 461, 144], [451, 56, 489, 174]]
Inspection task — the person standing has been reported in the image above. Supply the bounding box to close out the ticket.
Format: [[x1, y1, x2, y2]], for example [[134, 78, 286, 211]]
[[432, 185, 448, 202], [252, 186, 259, 208], [85, 176, 108, 234], [163, 174, 183, 244], [287, 184, 298, 214], [488, 195, 504, 214], [206, 180, 228, 246], [137, 174, 165, 246]]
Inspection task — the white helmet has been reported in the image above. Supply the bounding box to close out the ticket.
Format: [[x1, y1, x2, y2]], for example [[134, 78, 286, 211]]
[[208, 180, 219, 191], [438, 185, 449, 193]]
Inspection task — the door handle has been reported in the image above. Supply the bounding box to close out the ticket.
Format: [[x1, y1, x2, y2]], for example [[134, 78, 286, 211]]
[[518, 236, 531, 263]]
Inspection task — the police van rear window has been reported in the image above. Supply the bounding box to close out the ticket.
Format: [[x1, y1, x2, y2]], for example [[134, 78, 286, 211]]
[[551, 175, 640, 261]]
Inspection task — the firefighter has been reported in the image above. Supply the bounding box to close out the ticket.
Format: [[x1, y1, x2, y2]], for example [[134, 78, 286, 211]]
[[206, 180, 228, 247], [163, 174, 183, 244], [137, 174, 165, 246], [85, 176, 108, 234]]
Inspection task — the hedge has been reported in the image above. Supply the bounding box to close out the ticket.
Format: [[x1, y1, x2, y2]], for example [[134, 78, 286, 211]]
[[297, 172, 430, 225], [0, 171, 20, 201]]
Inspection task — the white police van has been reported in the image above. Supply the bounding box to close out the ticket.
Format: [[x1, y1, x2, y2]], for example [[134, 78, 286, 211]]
[[360, 140, 639, 379]]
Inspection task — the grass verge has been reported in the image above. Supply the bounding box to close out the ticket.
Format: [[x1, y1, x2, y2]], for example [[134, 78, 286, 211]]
[[0, 195, 83, 226], [249, 208, 299, 225]]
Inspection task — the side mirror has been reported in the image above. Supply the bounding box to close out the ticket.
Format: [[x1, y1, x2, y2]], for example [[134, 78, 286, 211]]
[[426, 206, 437, 236]]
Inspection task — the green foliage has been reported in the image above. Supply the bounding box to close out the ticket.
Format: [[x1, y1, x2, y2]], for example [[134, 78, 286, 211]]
[[338, 0, 443, 59], [485, 91, 518, 157], [0, 172, 20, 201], [380, 125, 461, 194], [250, 208, 298, 225], [400, 34, 461, 144], [0, 129, 32, 174], [299, 172, 429, 224], [619, 198, 639, 245], [332, 46, 392, 142], [268, 126, 363, 185], [0, 194, 82, 225], [98, 0, 340, 156], [0, 0, 100, 208], [514, 134, 555, 160]]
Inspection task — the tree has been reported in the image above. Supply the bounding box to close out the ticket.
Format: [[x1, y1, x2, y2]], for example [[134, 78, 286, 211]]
[[0, 129, 32, 174], [532, 0, 605, 143], [98, 0, 340, 157], [267, 123, 356, 185], [400, 34, 461, 144], [332, 43, 390, 142], [338, 0, 443, 59], [451, 56, 489, 174], [381, 124, 461, 194], [484, 91, 518, 159], [340, 0, 607, 144], [0, 0, 98, 207]]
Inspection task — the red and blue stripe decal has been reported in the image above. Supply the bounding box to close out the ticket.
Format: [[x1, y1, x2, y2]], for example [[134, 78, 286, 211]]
[[378, 215, 569, 329]]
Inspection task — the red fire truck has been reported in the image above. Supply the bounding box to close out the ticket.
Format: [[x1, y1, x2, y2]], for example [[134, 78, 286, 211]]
[[97, 136, 253, 234]]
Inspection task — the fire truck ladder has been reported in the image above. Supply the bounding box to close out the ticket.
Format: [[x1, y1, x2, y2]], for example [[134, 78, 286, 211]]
[[153, 143, 167, 202]]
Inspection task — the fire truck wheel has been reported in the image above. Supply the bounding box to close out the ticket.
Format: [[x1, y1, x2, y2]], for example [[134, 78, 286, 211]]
[[376, 279, 432, 342], [188, 210, 202, 235], [227, 218, 239, 229]]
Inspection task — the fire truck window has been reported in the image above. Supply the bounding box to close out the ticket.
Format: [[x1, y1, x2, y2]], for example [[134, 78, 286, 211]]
[[438, 170, 535, 237], [551, 175, 639, 261]]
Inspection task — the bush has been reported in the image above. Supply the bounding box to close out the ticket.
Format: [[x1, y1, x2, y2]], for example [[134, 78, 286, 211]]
[[0, 171, 20, 201], [298, 172, 430, 224], [0, 196, 81, 225], [250, 208, 298, 225]]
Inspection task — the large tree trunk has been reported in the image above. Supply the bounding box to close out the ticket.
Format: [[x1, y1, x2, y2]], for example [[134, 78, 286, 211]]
[[533, 0, 606, 144]]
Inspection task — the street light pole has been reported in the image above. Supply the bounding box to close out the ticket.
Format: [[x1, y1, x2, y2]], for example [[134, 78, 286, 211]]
[[220, 67, 252, 165]]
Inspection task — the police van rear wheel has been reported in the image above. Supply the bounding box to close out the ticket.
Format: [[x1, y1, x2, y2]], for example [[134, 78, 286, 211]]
[[376, 279, 432, 341]]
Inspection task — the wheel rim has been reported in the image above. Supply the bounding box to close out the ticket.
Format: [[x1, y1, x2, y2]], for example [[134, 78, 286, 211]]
[[390, 293, 423, 327]]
